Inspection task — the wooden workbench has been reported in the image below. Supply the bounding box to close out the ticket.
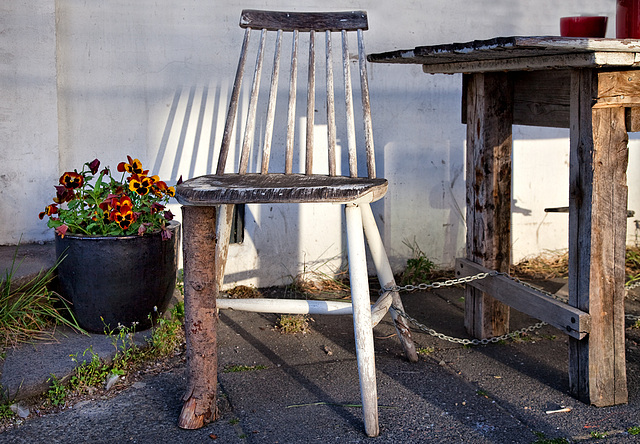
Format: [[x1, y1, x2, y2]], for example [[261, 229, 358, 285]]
[[369, 36, 640, 406]]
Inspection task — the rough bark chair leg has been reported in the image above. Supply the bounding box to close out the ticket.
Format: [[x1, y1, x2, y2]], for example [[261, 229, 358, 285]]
[[178, 206, 220, 429]]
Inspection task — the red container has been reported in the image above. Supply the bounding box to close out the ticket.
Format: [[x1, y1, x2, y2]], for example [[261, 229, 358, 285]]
[[560, 16, 608, 37], [617, 0, 640, 38]]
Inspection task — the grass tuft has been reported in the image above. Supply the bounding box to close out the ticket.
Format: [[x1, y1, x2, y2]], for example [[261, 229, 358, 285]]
[[400, 239, 436, 286], [0, 247, 83, 350], [227, 285, 261, 299], [276, 314, 312, 334]]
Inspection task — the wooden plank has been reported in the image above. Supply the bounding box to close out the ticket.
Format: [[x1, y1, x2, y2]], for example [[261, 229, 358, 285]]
[[368, 36, 640, 68], [420, 52, 638, 74], [512, 70, 571, 128], [414, 36, 640, 57], [463, 70, 572, 127], [455, 259, 590, 339], [240, 9, 368, 32], [568, 69, 629, 406], [594, 70, 640, 108], [175, 173, 388, 205], [463, 72, 512, 339], [626, 107, 640, 132]]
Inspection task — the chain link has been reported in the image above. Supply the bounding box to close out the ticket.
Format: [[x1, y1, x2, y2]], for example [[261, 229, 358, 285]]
[[382, 272, 497, 294], [626, 280, 640, 291], [391, 303, 547, 346], [384, 269, 640, 345]]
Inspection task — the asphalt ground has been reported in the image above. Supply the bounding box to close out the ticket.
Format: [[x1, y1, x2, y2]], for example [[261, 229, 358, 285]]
[[1, 244, 640, 443]]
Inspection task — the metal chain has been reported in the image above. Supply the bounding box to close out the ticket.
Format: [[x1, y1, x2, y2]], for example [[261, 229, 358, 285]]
[[384, 271, 497, 293], [626, 280, 640, 291], [391, 303, 547, 346], [384, 269, 640, 345]]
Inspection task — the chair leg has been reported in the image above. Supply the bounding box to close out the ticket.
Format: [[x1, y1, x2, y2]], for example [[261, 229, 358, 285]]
[[179, 206, 219, 429], [214, 204, 235, 286], [345, 203, 379, 438], [360, 203, 418, 363]]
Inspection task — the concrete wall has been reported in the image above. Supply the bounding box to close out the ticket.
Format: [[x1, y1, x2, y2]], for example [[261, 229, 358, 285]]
[[3, 0, 639, 288], [1, 1, 59, 243]]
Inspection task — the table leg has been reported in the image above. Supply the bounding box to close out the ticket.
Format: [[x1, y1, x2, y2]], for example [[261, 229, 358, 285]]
[[178, 205, 220, 428], [464, 72, 513, 338], [568, 69, 628, 406]]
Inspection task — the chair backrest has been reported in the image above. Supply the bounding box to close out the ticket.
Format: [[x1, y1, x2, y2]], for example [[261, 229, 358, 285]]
[[217, 10, 376, 179]]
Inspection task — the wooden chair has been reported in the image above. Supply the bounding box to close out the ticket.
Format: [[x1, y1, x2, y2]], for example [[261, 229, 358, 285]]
[[175, 10, 417, 437]]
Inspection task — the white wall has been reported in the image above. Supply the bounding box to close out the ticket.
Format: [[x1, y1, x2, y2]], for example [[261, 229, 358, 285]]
[[1, 1, 59, 243], [4, 0, 639, 288]]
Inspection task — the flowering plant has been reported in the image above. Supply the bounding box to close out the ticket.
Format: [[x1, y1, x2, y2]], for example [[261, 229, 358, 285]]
[[39, 156, 178, 239]]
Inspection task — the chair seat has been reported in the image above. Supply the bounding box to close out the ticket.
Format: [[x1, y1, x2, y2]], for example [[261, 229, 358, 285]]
[[176, 173, 388, 205]]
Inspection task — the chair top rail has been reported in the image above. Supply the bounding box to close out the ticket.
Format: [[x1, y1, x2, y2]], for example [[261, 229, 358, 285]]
[[240, 10, 368, 32]]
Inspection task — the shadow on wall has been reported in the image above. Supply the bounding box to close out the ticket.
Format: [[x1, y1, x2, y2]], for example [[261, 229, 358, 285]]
[[148, 79, 348, 287]]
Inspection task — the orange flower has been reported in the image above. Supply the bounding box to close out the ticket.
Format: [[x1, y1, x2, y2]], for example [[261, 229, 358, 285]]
[[39, 204, 58, 220], [59, 172, 84, 190], [113, 209, 135, 230], [152, 180, 175, 197], [109, 195, 136, 230], [117, 155, 145, 175], [113, 195, 133, 213], [129, 174, 155, 196]]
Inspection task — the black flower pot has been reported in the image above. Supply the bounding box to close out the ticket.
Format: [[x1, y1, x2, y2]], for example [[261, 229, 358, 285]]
[[55, 221, 180, 333]]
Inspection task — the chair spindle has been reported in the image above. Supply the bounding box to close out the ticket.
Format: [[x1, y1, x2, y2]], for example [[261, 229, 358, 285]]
[[326, 30, 337, 176]]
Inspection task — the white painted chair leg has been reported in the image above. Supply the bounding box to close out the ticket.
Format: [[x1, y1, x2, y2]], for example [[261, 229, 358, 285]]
[[345, 203, 379, 438], [361, 203, 418, 363], [214, 204, 235, 287]]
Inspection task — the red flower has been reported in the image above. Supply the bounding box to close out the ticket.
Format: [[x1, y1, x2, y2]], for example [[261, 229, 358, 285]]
[[59, 172, 84, 190], [87, 159, 100, 174], [54, 185, 75, 204], [113, 195, 133, 213], [39, 204, 58, 220], [150, 202, 165, 214]]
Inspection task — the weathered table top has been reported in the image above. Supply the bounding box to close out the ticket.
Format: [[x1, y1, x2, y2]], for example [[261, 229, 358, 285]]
[[367, 36, 640, 73]]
